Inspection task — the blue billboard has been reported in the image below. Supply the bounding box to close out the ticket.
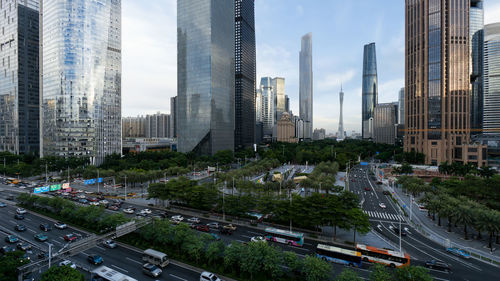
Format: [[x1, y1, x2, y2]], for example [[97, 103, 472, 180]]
[[360, 162, 368, 166]]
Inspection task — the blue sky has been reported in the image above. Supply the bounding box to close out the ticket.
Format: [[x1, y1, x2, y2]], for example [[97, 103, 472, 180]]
[[122, 0, 500, 134]]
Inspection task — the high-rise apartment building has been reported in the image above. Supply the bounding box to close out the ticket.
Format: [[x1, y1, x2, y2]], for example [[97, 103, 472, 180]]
[[362, 43, 378, 139], [405, 0, 486, 166], [373, 103, 397, 145], [259, 77, 275, 136], [170, 96, 177, 138], [122, 116, 146, 138], [338, 86, 344, 139], [299, 33, 313, 140], [41, 0, 122, 164], [483, 23, 500, 135], [398, 88, 405, 126], [177, 0, 235, 155], [272, 77, 286, 123], [234, 0, 256, 149], [0, 1, 39, 154], [470, 0, 484, 135]]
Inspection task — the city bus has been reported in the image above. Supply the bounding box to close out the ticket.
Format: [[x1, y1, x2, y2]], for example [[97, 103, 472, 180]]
[[316, 244, 362, 267], [142, 248, 169, 267], [356, 244, 410, 268], [91, 265, 138, 281], [264, 227, 304, 247]]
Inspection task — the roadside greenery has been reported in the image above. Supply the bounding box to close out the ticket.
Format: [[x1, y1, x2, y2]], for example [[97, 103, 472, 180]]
[[40, 265, 84, 281], [0, 251, 30, 281], [217, 158, 281, 182], [369, 264, 432, 281]]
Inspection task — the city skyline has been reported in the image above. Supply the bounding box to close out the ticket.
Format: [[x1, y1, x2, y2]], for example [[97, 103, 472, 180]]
[[121, 0, 500, 134]]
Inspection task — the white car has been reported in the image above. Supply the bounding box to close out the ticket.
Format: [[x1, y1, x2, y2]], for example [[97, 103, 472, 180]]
[[100, 200, 109, 205], [76, 189, 84, 193], [77, 195, 86, 199], [250, 236, 266, 243], [16, 208, 27, 215], [200, 271, 223, 281], [84, 191, 93, 194], [187, 217, 201, 224], [379, 203, 387, 209], [54, 222, 67, 229], [89, 202, 99, 206], [123, 208, 134, 214], [59, 260, 77, 269], [171, 215, 184, 221], [140, 209, 152, 215]]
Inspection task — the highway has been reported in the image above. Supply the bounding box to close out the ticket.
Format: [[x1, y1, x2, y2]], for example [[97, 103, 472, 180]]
[[348, 165, 499, 281]]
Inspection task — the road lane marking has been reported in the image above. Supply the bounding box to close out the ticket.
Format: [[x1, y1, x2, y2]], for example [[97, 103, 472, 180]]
[[247, 231, 263, 235], [9, 220, 17, 224], [28, 229, 36, 233], [25, 218, 32, 221], [169, 274, 187, 281], [51, 239, 62, 245], [125, 257, 142, 265], [95, 246, 105, 250], [110, 264, 128, 273], [241, 235, 253, 238]]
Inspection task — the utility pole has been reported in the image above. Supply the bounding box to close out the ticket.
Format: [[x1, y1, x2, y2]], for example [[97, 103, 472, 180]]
[[123, 175, 127, 200], [45, 163, 48, 184], [222, 183, 225, 221], [399, 216, 402, 253], [97, 169, 100, 194], [232, 177, 235, 196], [47, 243, 53, 268], [289, 190, 293, 232], [67, 166, 70, 185], [3, 157, 5, 177], [410, 194, 413, 222]]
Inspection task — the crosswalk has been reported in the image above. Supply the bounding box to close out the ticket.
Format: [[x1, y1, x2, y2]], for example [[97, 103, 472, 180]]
[[363, 210, 405, 221]]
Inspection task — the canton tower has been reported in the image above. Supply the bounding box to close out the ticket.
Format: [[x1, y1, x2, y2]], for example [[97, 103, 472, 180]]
[[338, 85, 344, 139]]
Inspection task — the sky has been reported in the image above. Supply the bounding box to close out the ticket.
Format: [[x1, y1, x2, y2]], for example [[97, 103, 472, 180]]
[[122, 0, 500, 134]]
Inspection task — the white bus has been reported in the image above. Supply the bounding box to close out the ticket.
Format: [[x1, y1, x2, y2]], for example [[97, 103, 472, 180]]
[[142, 248, 169, 267], [91, 265, 138, 281]]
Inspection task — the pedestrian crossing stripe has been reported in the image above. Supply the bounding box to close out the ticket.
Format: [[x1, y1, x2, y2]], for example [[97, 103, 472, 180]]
[[363, 210, 404, 221]]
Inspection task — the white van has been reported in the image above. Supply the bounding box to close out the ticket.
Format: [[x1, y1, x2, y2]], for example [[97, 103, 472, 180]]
[[142, 249, 169, 267], [200, 271, 223, 281]]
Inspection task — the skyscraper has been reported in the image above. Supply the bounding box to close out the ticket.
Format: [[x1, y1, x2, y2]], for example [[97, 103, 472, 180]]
[[338, 86, 344, 139], [170, 96, 177, 138], [470, 0, 484, 135], [41, 0, 122, 164], [483, 23, 500, 135], [272, 77, 286, 123], [373, 103, 397, 145], [177, 0, 235, 155], [405, 0, 486, 166], [362, 43, 378, 139], [398, 88, 405, 125], [0, 1, 39, 154], [234, 0, 256, 149], [259, 77, 275, 136], [299, 33, 313, 140]]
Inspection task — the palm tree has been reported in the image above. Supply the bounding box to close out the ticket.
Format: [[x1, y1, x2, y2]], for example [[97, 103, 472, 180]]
[[454, 204, 474, 240], [471, 207, 486, 240], [482, 210, 500, 251]]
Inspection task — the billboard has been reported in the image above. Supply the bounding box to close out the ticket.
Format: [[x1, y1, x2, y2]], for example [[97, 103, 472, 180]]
[[50, 184, 61, 191], [360, 162, 368, 166], [62, 183, 70, 189]]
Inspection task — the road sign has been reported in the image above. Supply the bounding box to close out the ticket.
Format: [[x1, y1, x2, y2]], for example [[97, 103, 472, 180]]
[[360, 162, 368, 166], [97, 177, 103, 183]]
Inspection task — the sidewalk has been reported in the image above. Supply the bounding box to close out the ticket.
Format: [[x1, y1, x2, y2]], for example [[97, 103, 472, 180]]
[[388, 182, 500, 266]]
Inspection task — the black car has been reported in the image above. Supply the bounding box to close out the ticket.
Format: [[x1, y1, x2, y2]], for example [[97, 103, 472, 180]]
[[15, 224, 27, 232], [425, 260, 451, 272], [393, 228, 407, 236], [38, 251, 49, 259], [14, 214, 25, 220], [1, 246, 15, 254], [219, 228, 232, 235], [40, 223, 51, 232]]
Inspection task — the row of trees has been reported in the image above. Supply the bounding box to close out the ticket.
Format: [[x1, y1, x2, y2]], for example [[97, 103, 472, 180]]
[[300, 161, 342, 194], [438, 162, 496, 178], [217, 158, 281, 182]]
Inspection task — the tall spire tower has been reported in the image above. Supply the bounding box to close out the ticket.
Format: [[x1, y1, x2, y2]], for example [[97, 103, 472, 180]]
[[338, 85, 344, 139]]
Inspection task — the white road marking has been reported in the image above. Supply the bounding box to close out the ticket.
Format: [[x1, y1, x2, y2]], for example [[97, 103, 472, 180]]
[[28, 229, 36, 233], [169, 274, 187, 281], [125, 257, 142, 265], [304, 243, 313, 246], [95, 246, 105, 251], [110, 264, 128, 273], [25, 218, 32, 221], [247, 231, 263, 235], [51, 239, 62, 245], [241, 235, 253, 238]]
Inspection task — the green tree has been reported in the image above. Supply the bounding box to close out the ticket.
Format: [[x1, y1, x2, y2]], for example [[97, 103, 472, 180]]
[[347, 208, 371, 244], [454, 203, 474, 240], [0, 251, 30, 281], [369, 264, 393, 281], [40, 265, 85, 281], [301, 255, 333, 281], [394, 266, 432, 281], [335, 269, 363, 281]]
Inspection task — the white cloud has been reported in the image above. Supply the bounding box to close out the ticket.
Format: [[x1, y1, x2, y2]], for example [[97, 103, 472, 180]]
[[485, 2, 500, 25], [316, 70, 356, 92], [378, 78, 404, 103], [296, 5, 304, 16]]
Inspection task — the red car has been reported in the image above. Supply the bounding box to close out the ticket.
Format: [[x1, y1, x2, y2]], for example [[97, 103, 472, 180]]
[[108, 205, 119, 211], [364, 187, 371, 191], [196, 225, 210, 232], [64, 234, 77, 242]]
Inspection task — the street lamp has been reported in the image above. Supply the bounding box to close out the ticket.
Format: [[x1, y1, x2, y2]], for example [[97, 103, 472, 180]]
[[46, 242, 53, 268]]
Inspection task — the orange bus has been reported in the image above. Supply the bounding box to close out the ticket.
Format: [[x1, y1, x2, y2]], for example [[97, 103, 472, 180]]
[[356, 244, 410, 268]]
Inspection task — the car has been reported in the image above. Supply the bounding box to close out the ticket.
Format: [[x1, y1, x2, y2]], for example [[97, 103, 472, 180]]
[[99, 200, 109, 205], [77, 195, 86, 199], [142, 263, 162, 277], [223, 224, 237, 231], [40, 223, 52, 232], [108, 205, 119, 211], [87, 254, 103, 265], [123, 208, 134, 214], [187, 222, 197, 229], [54, 222, 67, 229], [196, 225, 210, 232], [16, 208, 27, 214], [219, 228, 232, 235], [250, 236, 266, 243], [0, 202, 6, 207], [17, 243, 32, 251], [64, 233, 78, 242], [38, 251, 49, 259], [376, 181, 382, 185], [169, 218, 181, 225], [14, 213, 25, 220], [140, 209, 152, 215], [103, 240, 117, 249], [187, 217, 201, 224], [136, 213, 148, 218], [200, 271, 223, 281], [1, 246, 15, 254], [383, 191, 391, 195], [206, 222, 219, 229], [393, 228, 407, 236], [171, 215, 184, 221], [210, 233, 221, 241], [424, 260, 451, 272], [59, 260, 77, 269], [89, 202, 99, 206], [15, 224, 27, 232], [126, 205, 136, 211], [379, 203, 387, 209], [34, 233, 48, 242], [78, 199, 88, 204], [5, 235, 19, 243], [85, 191, 94, 194], [364, 187, 371, 191], [446, 247, 471, 259]]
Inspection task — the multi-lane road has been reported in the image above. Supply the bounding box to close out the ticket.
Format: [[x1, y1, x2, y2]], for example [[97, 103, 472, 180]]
[[348, 165, 499, 281]]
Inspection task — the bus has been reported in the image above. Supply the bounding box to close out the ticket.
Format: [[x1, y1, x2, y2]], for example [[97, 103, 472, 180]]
[[91, 265, 138, 281], [356, 244, 410, 268], [316, 244, 362, 267], [264, 227, 304, 247], [142, 248, 169, 267]]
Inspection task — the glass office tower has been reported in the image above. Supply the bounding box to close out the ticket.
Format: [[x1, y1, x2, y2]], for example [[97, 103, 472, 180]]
[[299, 33, 313, 140], [0, 1, 40, 154], [41, 0, 122, 165], [483, 23, 500, 135], [470, 0, 484, 135], [177, 0, 235, 155], [234, 0, 256, 149], [362, 43, 378, 139]]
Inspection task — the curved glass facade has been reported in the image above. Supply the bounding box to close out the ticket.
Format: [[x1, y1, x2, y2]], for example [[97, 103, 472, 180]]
[[362, 43, 378, 139], [41, 0, 122, 164], [177, 0, 235, 155], [299, 33, 313, 140], [483, 23, 500, 135]]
